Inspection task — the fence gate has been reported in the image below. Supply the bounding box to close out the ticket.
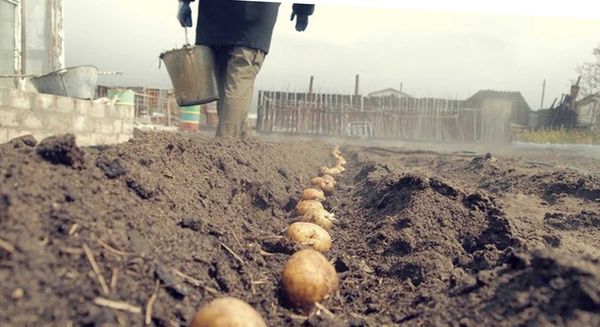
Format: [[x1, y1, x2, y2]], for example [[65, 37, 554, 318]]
[[346, 121, 374, 138]]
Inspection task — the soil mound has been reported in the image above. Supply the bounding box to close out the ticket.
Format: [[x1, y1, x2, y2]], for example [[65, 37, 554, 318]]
[[486, 249, 600, 326], [0, 132, 332, 326], [329, 147, 600, 326], [357, 169, 517, 283]]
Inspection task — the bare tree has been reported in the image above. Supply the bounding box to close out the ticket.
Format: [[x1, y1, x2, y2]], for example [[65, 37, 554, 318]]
[[576, 44, 600, 98]]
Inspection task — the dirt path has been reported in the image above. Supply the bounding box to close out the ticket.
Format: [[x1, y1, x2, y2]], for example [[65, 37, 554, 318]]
[[1, 132, 599, 326]]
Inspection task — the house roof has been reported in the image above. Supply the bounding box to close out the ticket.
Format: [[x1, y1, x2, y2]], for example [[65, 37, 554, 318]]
[[576, 93, 600, 107], [466, 90, 532, 111], [368, 88, 412, 98]]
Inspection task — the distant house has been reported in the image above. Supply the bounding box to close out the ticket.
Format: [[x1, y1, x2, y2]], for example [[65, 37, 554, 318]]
[[368, 88, 412, 98], [466, 90, 532, 126], [576, 93, 600, 131]]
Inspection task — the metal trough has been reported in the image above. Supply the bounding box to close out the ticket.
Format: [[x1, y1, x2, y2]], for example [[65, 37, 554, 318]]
[[30, 65, 99, 99]]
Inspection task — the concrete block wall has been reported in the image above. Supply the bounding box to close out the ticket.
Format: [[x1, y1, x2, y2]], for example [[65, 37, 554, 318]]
[[0, 87, 135, 146]]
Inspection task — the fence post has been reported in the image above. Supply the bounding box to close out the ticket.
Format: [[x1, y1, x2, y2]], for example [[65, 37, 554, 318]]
[[340, 97, 344, 137]]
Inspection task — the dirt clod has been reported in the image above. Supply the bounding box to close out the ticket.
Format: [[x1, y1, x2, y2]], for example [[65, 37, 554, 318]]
[[9, 135, 37, 148], [36, 134, 85, 168], [96, 155, 127, 179], [155, 262, 189, 299]]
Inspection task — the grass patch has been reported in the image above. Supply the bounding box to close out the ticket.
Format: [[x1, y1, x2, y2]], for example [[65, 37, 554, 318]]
[[514, 129, 600, 145]]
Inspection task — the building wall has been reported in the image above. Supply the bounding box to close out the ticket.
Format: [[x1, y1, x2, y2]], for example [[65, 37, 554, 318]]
[[0, 88, 134, 146], [466, 91, 531, 127], [0, 0, 18, 88], [577, 100, 600, 131], [0, 0, 64, 88]]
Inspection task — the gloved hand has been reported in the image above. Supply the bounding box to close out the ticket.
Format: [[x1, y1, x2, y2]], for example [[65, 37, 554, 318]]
[[290, 12, 309, 32], [177, 0, 193, 28]]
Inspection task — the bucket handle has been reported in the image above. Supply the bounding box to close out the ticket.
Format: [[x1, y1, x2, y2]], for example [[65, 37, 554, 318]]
[[158, 27, 194, 69], [57, 70, 70, 98]]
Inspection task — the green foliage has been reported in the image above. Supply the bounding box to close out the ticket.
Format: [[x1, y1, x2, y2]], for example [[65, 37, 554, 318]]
[[576, 44, 600, 97], [515, 129, 600, 145]]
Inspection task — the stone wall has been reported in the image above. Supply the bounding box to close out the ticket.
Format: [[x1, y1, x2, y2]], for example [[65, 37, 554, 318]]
[[0, 87, 134, 146]]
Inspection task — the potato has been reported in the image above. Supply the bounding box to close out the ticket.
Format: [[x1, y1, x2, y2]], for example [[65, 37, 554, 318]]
[[190, 297, 266, 327], [301, 188, 326, 202], [321, 174, 336, 185], [281, 249, 339, 313], [332, 146, 341, 157], [301, 208, 337, 231], [310, 177, 334, 195], [296, 200, 324, 216], [335, 156, 347, 166], [310, 176, 324, 185], [285, 222, 332, 252], [334, 165, 346, 173], [319, 166, 341, 176]]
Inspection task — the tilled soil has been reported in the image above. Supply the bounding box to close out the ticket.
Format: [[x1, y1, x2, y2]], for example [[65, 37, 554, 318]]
[[333, 146, 600, 326], [1, 133, 599, 326]]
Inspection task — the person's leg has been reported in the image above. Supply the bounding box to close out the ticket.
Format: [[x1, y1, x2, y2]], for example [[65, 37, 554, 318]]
[[211, 46, 230, 127], [216, 47, 266, 138]]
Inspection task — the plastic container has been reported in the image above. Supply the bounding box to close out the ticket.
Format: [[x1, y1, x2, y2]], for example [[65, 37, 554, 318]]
[[108, 89, 135, 106], [179, 105, 201, 131]]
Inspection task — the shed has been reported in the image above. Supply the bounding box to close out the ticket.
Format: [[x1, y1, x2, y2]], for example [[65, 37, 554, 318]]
[[466, 90, 531, 127]]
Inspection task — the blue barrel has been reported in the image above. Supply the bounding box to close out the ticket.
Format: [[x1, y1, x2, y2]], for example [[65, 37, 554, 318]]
[[179, 105, 201, 131]]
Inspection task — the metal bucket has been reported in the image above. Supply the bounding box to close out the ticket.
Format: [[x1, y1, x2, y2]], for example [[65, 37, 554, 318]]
[[160, 45, 219, 107], [30, 65, 98, 99]]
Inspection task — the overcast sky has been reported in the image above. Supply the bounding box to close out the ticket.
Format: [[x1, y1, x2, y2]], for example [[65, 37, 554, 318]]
[[65, 1, 600, 110]]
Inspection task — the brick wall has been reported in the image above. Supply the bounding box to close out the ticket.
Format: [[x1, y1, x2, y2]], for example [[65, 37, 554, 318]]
[[0, 87, 135, 146]]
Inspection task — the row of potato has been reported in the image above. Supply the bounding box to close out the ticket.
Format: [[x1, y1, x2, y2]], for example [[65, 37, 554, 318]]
[[189, 147, 347, 327]]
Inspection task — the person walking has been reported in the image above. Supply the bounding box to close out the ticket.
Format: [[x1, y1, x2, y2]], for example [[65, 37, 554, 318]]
[[177, 0, 315, 137]]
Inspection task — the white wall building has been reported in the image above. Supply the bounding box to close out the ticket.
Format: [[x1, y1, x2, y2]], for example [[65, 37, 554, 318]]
[[0, 0, 64, 88]]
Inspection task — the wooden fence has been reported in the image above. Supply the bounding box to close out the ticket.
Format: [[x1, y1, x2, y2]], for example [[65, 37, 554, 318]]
[[257, 91, 512, 143]]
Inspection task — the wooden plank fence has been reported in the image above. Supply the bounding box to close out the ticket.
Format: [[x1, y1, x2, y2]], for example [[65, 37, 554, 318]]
[[257, 91, 511, 144]]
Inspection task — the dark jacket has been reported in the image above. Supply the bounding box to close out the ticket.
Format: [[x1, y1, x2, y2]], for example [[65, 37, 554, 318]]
[[190, 0, 314, 54]]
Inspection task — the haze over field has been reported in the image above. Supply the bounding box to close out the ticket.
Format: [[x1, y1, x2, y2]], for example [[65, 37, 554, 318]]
[[65, 1, 600, 110]]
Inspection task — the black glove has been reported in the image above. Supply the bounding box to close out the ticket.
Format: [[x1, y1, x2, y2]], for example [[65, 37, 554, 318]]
[[177, 1, 193, 28], [290, 12, 309, 32]]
